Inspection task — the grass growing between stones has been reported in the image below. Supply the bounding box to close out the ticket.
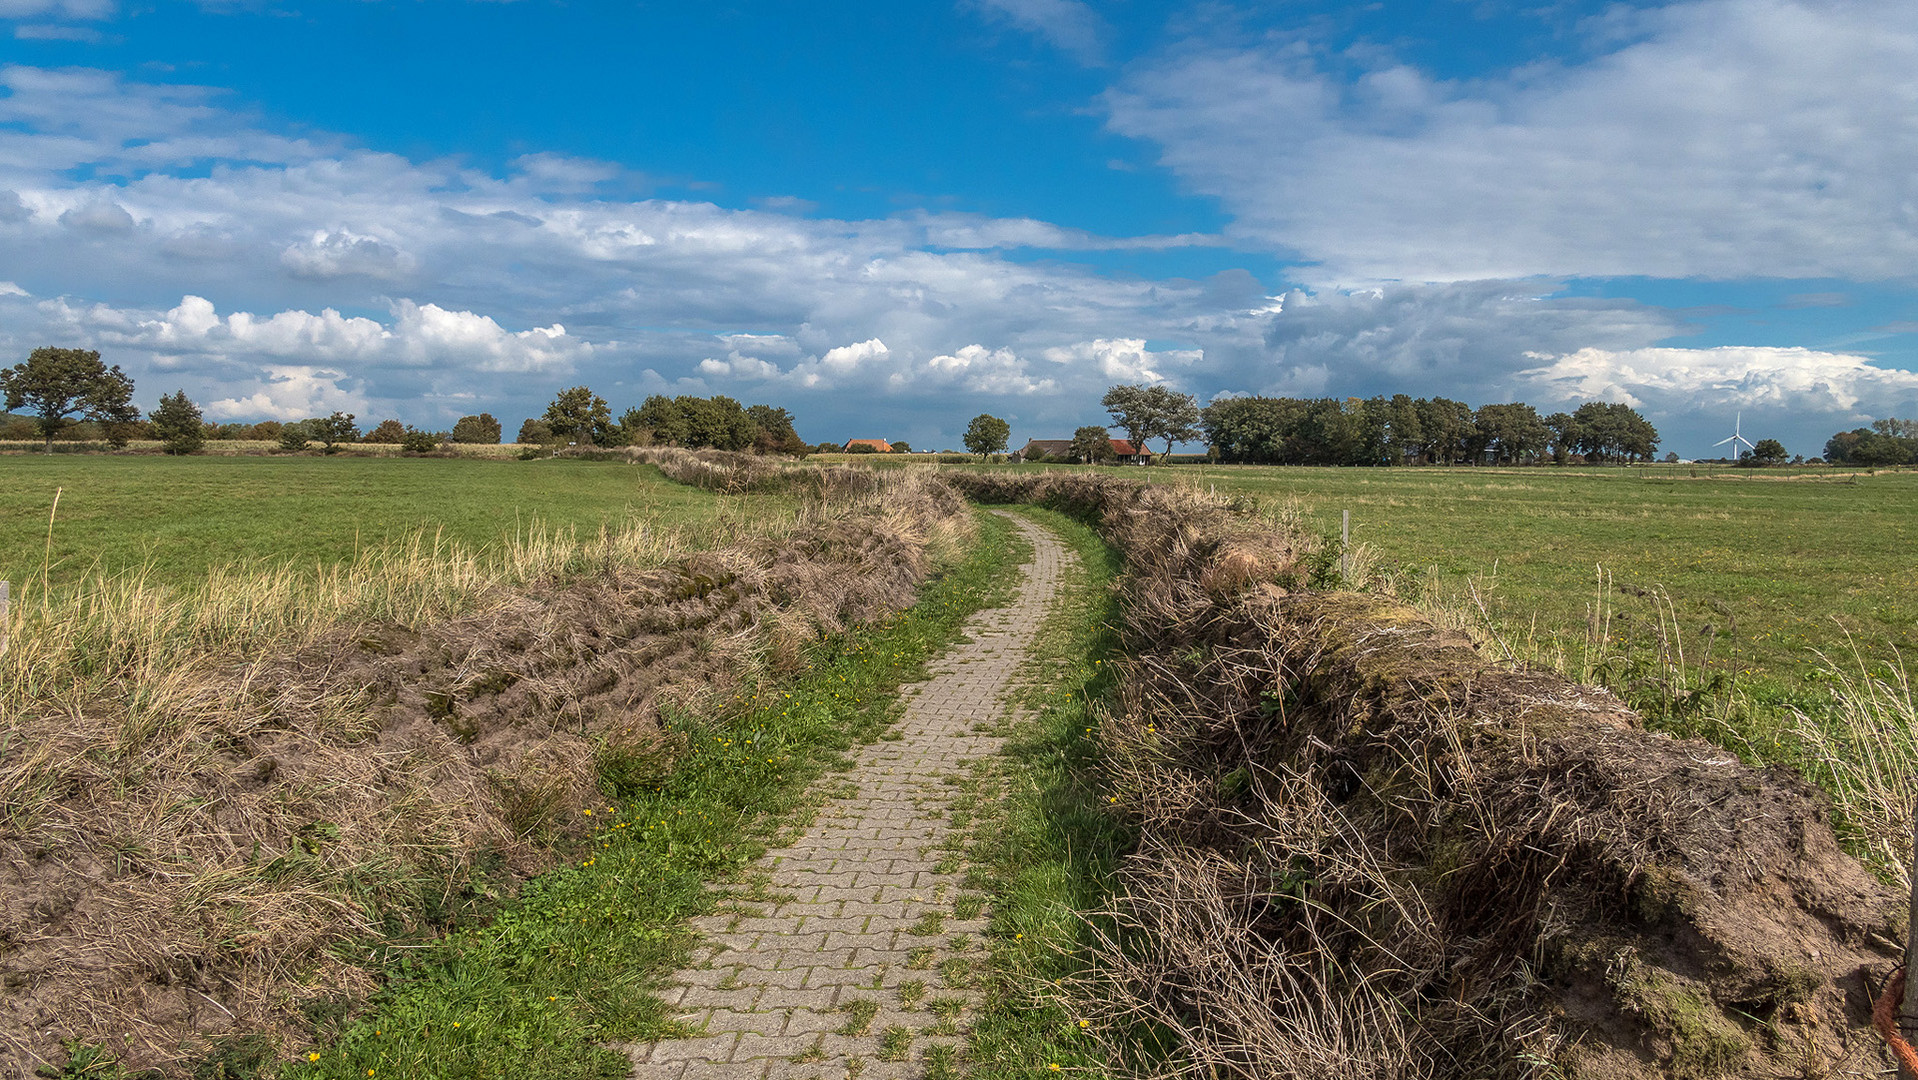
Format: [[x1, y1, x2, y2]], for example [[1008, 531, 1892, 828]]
[[279, 510, 1022, 1080], [948, 507, 1156, 1079]]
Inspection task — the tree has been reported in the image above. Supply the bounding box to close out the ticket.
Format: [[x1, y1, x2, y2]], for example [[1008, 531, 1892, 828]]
[[450, 413, 502, 444], [1472, 403, 1549, 465], [400, 426, 439, 453], [1544, 412, 1580, 465], [0, 346, 140, 452], [963, 414, 1010, 459], [746, 404, 808, 455], [365, 419, 407, 443], [543, 386, 614, 446], [1745, 438, 1788, 466], [313, 412, 359, 454], [1572, 401, 1658, 463], [518, 418, 555, 444], [1070, 425, 1116, 464], [150, 389, 205, 455], [279, 421, 312, 452], [1102, 383, 1200, 462], [889, 440, 912, 454], [632, 395, 687, 446]]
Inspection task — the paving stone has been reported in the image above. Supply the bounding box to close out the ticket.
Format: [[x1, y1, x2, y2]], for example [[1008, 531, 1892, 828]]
[[626, 513, 1072, 1080]]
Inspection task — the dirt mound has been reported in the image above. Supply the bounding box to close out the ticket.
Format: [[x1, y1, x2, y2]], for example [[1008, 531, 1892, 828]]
[[0, 466, 970, 1078], [964, 471, 1901, 1078]]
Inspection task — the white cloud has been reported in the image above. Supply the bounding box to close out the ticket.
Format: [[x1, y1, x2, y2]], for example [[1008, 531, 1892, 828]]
[[206, 366, 364, 422], [15, 24, 104, 41], [1515, 345, 1918, 417], [0, 0, 112, 18], [58, 198, 133, 231], [1041, 338, 1200, 384], [1105, 0, 1918, 284], [280, 229, 416, 281], [968, 0, 1108, 64], [0, 281, 27, 296]]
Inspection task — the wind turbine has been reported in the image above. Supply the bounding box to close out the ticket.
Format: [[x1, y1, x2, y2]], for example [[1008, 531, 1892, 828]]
[[1715, 413, 1756, 459]]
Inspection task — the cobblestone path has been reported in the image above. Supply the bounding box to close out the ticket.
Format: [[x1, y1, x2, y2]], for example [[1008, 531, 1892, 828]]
[[623, 512, 1072, 1080]]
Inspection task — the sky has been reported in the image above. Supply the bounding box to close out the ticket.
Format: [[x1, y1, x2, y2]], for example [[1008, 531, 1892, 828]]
[[1, 0, 1915, 458]]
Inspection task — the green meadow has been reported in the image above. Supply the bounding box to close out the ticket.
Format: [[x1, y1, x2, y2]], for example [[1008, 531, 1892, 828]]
[[0, 455, 744, 589], [1168, 464, 1917, 684]]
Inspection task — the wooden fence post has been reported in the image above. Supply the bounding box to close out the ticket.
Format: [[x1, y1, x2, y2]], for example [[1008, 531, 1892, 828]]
[[1340, 509, 1351, 583]]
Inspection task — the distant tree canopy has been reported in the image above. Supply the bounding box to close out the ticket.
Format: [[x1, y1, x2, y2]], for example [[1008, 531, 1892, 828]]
[[618, 394, 808, 454], [1745, 438, 1789, 466], [0, 347, 140, 452], [312, 412, 360, 453], [1102, 383, 1199, 461], [1201, 395, 1659, 466], [1070, 425, 1116, 463], [544, 386, 616, 446], [365, 419, 407, 444], [963, 414, 1010, 458], [1825, 418, 1918, 465], [450, 413, 503, 444], [150, 389, 204, 455]]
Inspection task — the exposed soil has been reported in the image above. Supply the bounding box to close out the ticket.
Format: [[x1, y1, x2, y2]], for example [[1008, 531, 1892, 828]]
[[953, 470, 1903, 1079], [0, 467, 969, 1078]]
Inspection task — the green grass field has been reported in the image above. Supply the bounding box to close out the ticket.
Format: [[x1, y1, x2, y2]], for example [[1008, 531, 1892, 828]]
[[1169, 464, 1917, 682], [0, 455, 735, 589]]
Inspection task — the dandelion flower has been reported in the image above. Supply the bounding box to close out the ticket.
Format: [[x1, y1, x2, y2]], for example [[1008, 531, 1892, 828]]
[[308, 1053, 321, 1061]]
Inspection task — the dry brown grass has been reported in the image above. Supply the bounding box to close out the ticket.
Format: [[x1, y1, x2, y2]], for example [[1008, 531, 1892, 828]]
[[962, 470, 1901, 1080], [0, 454, 972, 1076]]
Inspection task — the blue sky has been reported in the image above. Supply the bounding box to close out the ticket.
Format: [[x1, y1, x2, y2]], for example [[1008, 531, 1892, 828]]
[[2, 0, 1915, 457]]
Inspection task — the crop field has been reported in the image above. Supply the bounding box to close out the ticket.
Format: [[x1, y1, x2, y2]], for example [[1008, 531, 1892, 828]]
[[0, 454, 751, 590]]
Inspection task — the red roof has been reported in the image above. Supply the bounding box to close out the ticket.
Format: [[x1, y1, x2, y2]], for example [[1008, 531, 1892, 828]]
[[1109, 439, 1141, 456], [843, 438, 894, 452]]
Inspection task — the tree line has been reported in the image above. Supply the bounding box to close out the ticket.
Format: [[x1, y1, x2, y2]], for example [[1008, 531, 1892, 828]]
[[1201, 394, 1660, 465], [0, 348, 810, 458], [1824, 418, 1918, 466], [520, 388, 809, 455]]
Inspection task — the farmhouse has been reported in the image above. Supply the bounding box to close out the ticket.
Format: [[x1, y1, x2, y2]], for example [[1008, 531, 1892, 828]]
[[1014, 438, 1150, 464], [842, 438, 894, 453]]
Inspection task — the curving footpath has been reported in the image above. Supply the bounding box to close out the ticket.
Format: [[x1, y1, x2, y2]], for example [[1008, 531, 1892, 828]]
[[623, 511, 1073, 1080]]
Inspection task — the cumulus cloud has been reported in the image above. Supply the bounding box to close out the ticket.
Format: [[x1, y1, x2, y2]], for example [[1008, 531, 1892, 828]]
[[1041, 338, 1200, 384], [1515, 345, 1918, 417], [1105, 0, 1918, 284], [206, 366, 364, 422]]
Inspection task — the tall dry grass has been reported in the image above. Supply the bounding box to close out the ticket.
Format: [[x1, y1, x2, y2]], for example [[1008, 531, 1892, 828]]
[[0, 455, 972, 1076]]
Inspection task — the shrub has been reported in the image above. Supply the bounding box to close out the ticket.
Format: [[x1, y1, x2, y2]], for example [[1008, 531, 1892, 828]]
[[450, 413, 503, 444], [400, 427, 440, 454], [365, 419, 407, 444]]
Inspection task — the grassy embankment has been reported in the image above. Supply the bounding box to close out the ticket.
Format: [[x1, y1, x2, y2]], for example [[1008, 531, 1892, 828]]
[[1018, 461, 1918, 881]]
